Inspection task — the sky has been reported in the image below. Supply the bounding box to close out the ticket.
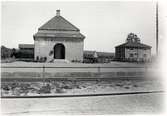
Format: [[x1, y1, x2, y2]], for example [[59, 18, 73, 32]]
[[1, 1, 158, 54]]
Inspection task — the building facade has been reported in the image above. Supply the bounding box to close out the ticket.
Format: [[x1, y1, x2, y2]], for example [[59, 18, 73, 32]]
[[115, 33, 151, 62], [19, 44, 34, 51], [33, 10, 85, 62]]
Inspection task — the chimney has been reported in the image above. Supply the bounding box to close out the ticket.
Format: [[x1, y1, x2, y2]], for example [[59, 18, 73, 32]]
[[56, 10, 60, 16]]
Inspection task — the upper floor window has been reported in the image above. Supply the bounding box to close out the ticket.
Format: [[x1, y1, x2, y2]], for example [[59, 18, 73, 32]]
[[134, 53, 138, 55], [130, 53, 133, 57], [143, 54, 147, 57]]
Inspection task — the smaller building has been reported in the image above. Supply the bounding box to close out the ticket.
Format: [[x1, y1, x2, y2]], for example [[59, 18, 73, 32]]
[[18, 44, 34, 58], [115, 33, 151, 62], [83, 51, 114, 63], [13, 44, 34, 60]]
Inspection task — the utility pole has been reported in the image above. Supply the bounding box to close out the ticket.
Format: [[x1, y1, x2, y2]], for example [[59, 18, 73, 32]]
[[156, 1, 159, 56]]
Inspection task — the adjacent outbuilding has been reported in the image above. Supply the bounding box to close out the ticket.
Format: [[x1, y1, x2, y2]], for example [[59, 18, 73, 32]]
[[115, 33, 152, 62]]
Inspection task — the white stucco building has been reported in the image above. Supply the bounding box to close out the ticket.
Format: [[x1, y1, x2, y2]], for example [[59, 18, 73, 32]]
[[33, 10, 85, 62]]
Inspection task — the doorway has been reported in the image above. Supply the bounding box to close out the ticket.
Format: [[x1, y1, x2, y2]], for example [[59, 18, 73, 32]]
[[54, 43, 65, 59]]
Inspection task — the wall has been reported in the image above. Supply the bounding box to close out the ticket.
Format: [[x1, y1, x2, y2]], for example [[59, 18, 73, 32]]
[[1, 63, 149, 79], [115, 47, 125, 60], [125, 48, 151, 61], [34, 38, 84, 62]]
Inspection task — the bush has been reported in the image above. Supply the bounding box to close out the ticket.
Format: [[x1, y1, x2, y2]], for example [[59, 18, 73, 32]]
[[2, 85, 10, 91], [1, 46, 13, 59], [10, 82, 19, 90], [38, 84, 51, 94], [38, 57, 47, 62], [56, 88, 65, 93], [62, 84, 73, 89], [20, 83, 30, 91]]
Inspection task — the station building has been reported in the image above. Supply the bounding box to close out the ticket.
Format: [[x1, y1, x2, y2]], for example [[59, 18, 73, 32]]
[[33, 10, 85, 62]]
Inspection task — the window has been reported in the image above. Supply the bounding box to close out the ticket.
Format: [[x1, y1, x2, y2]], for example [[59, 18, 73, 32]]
[[143, 54, 147, 57], [130, 48, 134, 50], [130, 54, 133, 57]]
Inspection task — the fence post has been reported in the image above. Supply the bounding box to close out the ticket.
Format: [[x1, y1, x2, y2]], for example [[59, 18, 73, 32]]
[[42, 65, 45, 85], [98, 66, 100, 73], [145, 65, 148, 74]]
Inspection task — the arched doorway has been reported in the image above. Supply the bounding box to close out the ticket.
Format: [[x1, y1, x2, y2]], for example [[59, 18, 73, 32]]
[[54, 43, 65, 59]]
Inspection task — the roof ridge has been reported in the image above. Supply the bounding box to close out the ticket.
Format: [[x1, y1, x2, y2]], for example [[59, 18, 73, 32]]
[[39, 15, 80, 31]]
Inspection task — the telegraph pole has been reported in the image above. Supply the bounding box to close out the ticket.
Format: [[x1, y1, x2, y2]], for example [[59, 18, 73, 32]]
[[156, 1, 159, 56]]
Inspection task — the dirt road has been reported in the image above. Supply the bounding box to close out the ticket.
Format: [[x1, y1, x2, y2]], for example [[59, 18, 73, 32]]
[[1, 92, 164, 115]]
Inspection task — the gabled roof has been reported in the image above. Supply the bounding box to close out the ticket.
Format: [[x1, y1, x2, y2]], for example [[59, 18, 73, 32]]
[[115, 42, 151, 49], [34, 10, 85, 40], [39, 15, 80, 31]]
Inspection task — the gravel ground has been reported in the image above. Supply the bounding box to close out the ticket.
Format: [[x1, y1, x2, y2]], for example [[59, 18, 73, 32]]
[[1, 78, 164, 97]]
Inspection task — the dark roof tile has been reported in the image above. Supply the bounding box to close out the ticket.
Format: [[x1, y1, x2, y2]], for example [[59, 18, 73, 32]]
[[115, 42, 151, 49], [39, 16, 79, 31]]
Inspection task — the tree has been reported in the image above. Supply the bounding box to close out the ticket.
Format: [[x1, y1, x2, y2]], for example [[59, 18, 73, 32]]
[[1, 45, 13, 59], [126, 33, 140, 43]]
